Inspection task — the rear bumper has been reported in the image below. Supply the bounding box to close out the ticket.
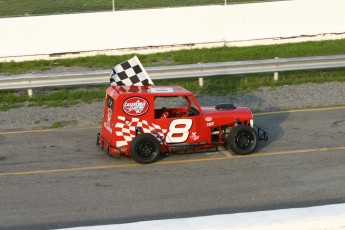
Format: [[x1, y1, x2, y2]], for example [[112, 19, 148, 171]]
[[96, 133, 124, 158]]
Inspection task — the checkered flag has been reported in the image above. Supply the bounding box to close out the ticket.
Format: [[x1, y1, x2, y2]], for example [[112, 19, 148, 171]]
[[110, 56, 154, 86]]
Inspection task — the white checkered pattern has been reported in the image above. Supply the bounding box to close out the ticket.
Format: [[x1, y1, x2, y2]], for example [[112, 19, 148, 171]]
[[114, 116, 167, 147], [110, 56, 154, 86]]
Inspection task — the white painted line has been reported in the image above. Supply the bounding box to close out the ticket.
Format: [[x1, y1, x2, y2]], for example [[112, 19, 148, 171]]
[[56, 203, 345, 230]]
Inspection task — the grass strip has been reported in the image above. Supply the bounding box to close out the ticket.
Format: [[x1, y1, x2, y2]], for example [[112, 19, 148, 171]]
[[49, 120, 78, 128], [1, 39, 345, 75], [1, 0, 270, 18], [0, 86, 104, 111]]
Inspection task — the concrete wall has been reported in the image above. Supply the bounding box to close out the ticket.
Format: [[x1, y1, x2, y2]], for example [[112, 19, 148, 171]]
[[0, 0, 344, 61]]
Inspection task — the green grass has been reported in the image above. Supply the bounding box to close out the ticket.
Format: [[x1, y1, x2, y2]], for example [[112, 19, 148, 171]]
[[0, 0, 111, 18], [0, 87, 105, 111], [156, 68, 345, 95], [0, 0, 269, 18], [49, 120, 78, 128], [1, 39, 345, 75]]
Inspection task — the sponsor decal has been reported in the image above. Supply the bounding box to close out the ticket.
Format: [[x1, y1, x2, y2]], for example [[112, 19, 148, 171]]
[[190, 132, 200, 141], [206, 122, 215, 127], [205, 117, 213, 122], [123, 97, 149, 116], [104, 108, 113, 134], [148, 87, 174, 93]]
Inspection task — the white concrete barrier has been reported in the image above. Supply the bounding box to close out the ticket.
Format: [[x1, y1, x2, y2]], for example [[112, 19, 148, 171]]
[[224, 0, 345, 42], [0, 0, 344, 62], [55, 203, 345, 230]]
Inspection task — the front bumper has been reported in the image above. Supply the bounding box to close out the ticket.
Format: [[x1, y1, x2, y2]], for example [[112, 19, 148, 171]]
[[254, 125, 268, 141]]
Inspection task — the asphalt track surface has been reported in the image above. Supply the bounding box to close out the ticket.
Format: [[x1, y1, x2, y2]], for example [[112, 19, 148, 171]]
[[1, 107, 345, 230]]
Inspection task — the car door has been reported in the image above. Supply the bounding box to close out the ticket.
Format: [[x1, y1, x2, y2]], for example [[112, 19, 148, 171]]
[[153, 96, 205, 145]]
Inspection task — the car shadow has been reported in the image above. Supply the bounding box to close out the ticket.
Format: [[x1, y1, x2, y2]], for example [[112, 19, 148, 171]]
[[196, 94, 289, 153], [253, 111, 289, 152]]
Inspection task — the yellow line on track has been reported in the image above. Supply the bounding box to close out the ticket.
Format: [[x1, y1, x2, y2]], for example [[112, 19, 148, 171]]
[[1, 106, 345, 135], [1, 146, 344, 177], [0, 126, 101, 135], [0, 129, 56, 135], [255, 105, 345, 115], [0, 163, 140, 177]]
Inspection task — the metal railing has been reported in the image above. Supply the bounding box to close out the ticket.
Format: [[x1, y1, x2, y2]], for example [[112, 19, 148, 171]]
[[1, 55, 345, 95]]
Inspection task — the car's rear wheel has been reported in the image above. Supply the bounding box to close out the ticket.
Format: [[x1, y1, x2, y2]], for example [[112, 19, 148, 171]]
[[130, 134, 161, 164], [228, 125, 258, 155]]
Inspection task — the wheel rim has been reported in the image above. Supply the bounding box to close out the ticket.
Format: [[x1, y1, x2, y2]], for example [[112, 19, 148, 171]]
[[137, 141, 155, 158], [236, 131, 253, 149]]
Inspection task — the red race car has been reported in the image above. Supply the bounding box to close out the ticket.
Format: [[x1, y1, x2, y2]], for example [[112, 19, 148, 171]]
[[97, 85, 267, 164]]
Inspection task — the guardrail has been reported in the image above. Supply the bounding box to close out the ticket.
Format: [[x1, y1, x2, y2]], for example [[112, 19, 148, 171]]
[[1, 55, 345, 95]]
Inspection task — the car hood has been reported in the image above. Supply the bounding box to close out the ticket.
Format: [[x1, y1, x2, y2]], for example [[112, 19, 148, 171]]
[[201, 106, 253, 125]]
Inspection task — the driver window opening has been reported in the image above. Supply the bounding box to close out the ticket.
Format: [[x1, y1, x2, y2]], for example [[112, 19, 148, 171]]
[[154, 96, 199, 119]]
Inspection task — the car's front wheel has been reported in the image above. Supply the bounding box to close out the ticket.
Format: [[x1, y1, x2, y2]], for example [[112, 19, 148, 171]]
[[130, 134, 161, 164], [228, 125, 258, 155]]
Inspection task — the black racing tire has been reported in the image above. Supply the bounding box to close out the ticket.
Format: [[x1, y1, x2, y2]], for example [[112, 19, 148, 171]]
[[228, 125, 258, 155], [130, 133, 161, 164]]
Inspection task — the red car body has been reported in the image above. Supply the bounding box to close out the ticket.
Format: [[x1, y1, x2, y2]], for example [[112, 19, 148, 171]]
[[97, 85, 267, 163]]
